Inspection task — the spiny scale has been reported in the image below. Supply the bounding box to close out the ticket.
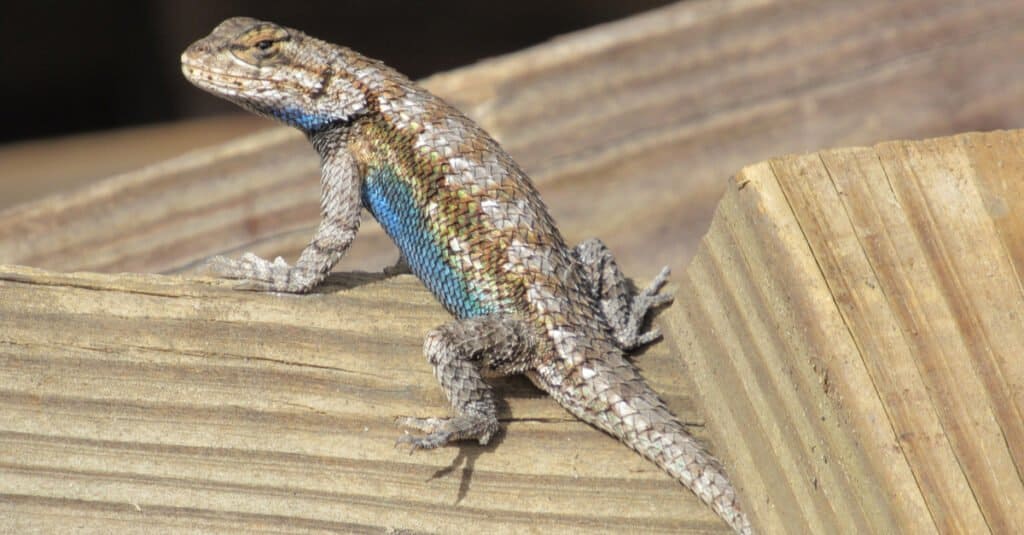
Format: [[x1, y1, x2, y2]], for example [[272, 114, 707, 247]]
[[182, 17, 752, 533]]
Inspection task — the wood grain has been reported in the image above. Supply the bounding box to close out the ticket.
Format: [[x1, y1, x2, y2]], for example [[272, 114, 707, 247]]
[[1, 0, 1022, 281], [0, 116, 271, 212], [671, 129, 1024, 533], [0, 266, 727, 533], [4, 130, 1022, 532], [2, 0, 1024, 532]]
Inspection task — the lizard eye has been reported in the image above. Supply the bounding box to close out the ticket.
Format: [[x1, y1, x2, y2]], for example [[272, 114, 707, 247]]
[[231, 25, 290, 65]]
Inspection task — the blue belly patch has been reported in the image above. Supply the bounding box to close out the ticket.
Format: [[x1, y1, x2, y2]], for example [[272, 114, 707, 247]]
[[362, 167, 494, 318]]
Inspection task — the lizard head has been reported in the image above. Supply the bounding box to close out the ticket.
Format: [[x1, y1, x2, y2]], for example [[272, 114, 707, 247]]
[[181, 17, 371, 133]]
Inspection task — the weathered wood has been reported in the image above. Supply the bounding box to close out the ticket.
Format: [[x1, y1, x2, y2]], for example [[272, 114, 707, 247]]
[[3, 0, 1024, 531], [3, 129, 1022, 532], [671, 129, 1024, 533], [0, 116, 269, 212], [2, 0, 1023, 280], [0, 266, 725, 533]]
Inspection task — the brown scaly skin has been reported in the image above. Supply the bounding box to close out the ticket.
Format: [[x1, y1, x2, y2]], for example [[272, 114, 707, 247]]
[[182, 17, 753, 533]]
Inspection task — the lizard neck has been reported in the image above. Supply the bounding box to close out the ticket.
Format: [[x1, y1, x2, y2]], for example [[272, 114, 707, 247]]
[[309, 127, 356, 180]]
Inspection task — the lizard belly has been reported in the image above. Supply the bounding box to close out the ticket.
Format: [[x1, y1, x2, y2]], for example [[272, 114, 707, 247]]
[[361, 166, 496, 319]]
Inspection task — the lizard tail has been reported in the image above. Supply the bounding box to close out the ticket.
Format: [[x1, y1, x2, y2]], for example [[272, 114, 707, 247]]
[[541, 355, 753, 534], [634, 411, 754, 534]]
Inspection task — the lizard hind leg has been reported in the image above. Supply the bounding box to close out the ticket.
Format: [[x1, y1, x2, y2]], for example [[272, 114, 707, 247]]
[[397, 315, 539, 451], [574, 238, 673, 351]]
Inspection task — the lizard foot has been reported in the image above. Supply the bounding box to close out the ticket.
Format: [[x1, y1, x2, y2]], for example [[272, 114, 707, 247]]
[[613, 265, 674, 350], [395, 415, 498, 452], [207, 252, 316, 293]]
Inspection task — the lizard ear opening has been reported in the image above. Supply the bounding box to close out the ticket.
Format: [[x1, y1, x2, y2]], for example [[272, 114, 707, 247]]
[[230, 25, 290, 66]]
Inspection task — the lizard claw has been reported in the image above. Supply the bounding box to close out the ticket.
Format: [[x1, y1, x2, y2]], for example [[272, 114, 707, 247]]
[[206, 253, 317, 293], [206, 254, 245, 279], [207, 252, 279, 279], [395, 416, 452, 452], [394, 415, 498, 450], [632, 327, 663, 347], [396, 432, 451, 453], [634, 266, 674, 316], [640, 266, 673, 303], [207, 253, 276, 291], [612, 265, 674, 351]]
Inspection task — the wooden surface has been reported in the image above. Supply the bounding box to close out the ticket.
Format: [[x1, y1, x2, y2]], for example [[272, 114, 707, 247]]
[[0, 266, 724, 534], [2, 0, 1023, 281], [3, 129, 1022, 533], [671, 129, 1024, 534], [0, 116, 270, 212], [2, 0, 1024, 532]]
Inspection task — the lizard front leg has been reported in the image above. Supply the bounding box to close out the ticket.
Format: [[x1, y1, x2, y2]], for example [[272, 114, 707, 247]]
[[574, 238, 672, 350], [397, 315, 538, 450], [211, 144, 362, 293]]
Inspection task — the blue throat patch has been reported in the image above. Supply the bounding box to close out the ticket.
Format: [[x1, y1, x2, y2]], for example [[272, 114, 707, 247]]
[[361, 167, 494, 318], [274, 106, 334, 132]]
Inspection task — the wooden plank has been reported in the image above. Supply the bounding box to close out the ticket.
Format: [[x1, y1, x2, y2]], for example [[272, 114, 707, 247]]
[[671, 129, 1024, 533], [0, 116, 270, 212], [872, 136, 1024, 532], [0, 265, 728, 533], [2, 0, 1023, 280], [813, 146, 986, 532]]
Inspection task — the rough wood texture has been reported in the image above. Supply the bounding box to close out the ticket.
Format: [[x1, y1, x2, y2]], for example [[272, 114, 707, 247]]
[[0, 266, 725, 533], [3, 1, 1024, 532], [4, 128, 1019, 528], [670, 129, 1024, 534], [4, 130, 1022, 532], [2, 0, 1023, 280]]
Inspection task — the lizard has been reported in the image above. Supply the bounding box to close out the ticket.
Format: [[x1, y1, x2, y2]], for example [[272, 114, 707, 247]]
[[181, 17, 753, 534]]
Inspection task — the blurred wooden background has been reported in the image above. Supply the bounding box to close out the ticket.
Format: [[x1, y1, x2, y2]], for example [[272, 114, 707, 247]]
[[2, 0, 1022, 279]]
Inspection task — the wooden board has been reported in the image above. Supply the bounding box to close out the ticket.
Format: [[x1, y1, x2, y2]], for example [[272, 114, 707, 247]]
[[0, 266, 728, 533], [2, 0, 1023, 281], [3, 129, 1022, 532], [671, 129, 1024, 533], [0, 116, 270, 212]]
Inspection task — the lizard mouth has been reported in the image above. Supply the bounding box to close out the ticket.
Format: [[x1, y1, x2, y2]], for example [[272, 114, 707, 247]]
[[181, 63, 249, 92], [180, 61, 304, 97]]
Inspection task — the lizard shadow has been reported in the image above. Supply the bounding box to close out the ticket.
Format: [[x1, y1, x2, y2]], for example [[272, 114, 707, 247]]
[[416, 377, 544, 505], [318, 270, 403, 292], [423, 441, 496, 505]]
